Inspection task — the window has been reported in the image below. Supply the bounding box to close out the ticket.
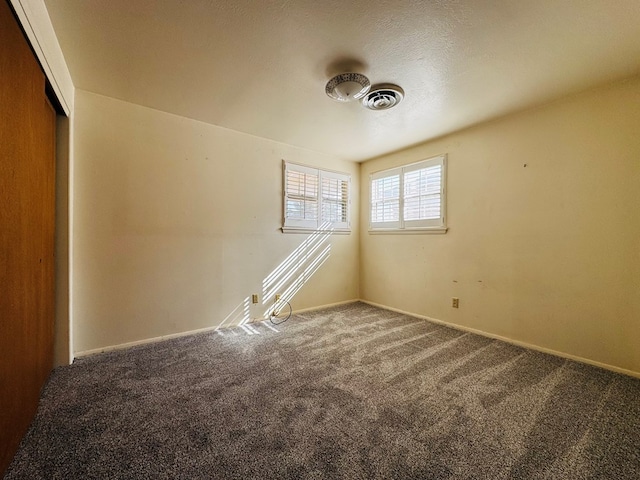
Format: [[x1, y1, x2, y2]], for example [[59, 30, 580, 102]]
[[283, 161, 350, 233], [370, 154, 447, 233]]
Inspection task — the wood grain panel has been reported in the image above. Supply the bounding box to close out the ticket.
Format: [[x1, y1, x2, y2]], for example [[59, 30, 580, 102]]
[[0, 0, 56, 474]]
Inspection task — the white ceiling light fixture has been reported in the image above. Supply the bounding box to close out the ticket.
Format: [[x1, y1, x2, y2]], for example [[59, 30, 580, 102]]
[[362, 84, 404, 110], [325, 73, 371, 102]]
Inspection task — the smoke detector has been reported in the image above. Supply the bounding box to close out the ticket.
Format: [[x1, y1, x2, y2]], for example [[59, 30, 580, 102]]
[[362, 84, 404, 110], [325, 73, 371, 102]]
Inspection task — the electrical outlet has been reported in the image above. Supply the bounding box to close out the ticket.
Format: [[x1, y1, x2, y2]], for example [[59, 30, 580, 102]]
[[275, 294, 281, 302], [452, 297, 459, 308], [252, 294, 258, 304]]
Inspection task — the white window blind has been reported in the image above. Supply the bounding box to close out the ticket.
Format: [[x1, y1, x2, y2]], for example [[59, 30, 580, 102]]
[[371, 171, 400, 228], [321, 173, 349, 224], [370, 155, 447, 232], [283, 161, 350, 233]]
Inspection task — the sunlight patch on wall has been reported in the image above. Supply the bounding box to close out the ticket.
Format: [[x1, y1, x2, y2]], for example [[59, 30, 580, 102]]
[[262, 223, 333, 318], [216, 224, 333, 332], [215, 296, 250, 330]]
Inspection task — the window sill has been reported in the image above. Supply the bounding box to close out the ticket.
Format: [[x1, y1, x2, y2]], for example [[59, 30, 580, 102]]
[[368, 227, 448, 235], [282, 226, 351, 235]]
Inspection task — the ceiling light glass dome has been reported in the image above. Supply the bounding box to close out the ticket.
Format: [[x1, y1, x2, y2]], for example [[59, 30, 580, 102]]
[[325, 73, 371, 102]]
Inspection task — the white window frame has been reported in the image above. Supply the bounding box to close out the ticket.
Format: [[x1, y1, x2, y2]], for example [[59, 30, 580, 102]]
[[369, 154, 447, 234], [282, 161, 351, 234]]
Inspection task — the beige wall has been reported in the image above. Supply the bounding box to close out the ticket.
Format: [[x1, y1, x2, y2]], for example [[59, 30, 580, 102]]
[[360, 76, 640, 374], [54, 114, 72, 366], [72, 90, 359, 354]]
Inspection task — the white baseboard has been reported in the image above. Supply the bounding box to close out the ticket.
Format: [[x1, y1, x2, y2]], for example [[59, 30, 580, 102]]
[[359, 299, 640, 380], [74, 299, 360, 359], [290, 299, 360, 315], [74, 324, 222, 358]]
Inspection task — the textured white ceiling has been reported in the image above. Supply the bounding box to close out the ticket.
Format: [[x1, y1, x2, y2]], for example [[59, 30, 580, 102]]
[[44, 0, 640, 161]]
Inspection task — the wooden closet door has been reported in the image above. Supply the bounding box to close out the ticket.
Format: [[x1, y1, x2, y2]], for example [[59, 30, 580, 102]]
[[0, 0, 56, 475]]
